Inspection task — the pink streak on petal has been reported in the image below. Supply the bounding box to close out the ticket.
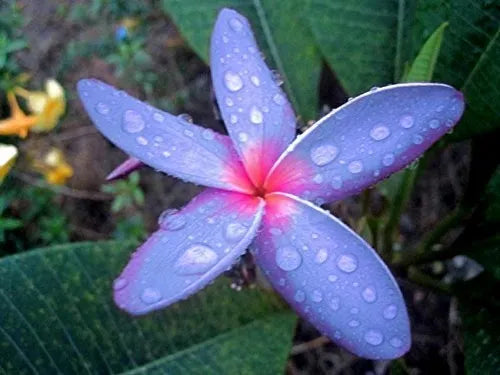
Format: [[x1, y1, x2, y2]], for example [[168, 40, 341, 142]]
[[106, 157, 144, 181]]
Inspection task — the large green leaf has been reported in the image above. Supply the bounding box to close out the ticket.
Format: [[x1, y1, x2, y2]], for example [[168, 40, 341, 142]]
[[0, 242, 296, 374], [305, 0, 416, 95], [161, 0, 322, 122], [414, 0, 500, 139]]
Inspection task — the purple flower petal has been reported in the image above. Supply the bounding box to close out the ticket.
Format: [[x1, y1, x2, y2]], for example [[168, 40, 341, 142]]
[[265, 83, 464, 204], [210, 8, 296, 187], [252, 192, 411, 359], [77, 79, 254, 193], [106, 157, 144, 181], [114, 188, 265, 315]]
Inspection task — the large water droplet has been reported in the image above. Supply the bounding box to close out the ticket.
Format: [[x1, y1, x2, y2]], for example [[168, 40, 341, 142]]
[[364, 329, 384, 346], [229, 17, 243, 32], [224, 71, 243, 92], [96, 102, 110, 115], [276, 246, 302, 271], [370, 125, 390, 141], [311, 290, 323, 303], [174, 244, 219, 275], [113, 277, 127, 290], [294, 290, 306, 303], [348, 161, 363, 174], [383, 304, 398, 320], [329, 297, 340, 311], [361, 286, 377, 303], [122, 110, 145, 133], [314, 248, 328, 264], [141, 288, 161, 304], [337, 254, 358, 273], [158, 209, 186, 230], [382, 153, 395, 166], [311, 144, 339, 166], [225, 222, 247, 242], [250, 106, 263, 124], [400, 115, 414, 129]]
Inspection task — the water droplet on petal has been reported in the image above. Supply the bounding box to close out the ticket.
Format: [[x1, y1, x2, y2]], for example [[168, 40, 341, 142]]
[[390, 337, 403, 348], [177, 113, 193, 123], [311, 290, 323, 302], [294, 290, 306, 303], [337, 254, 358, 273], [136, 136, 148, 146], [162, 150, 171, 158], [348, 319, 360, 328], [250, 106, 263, 124], [273, 93, 285, 105], [122, 110, 145, 133], [271, 70, 283, 86], [225, 97, 234, 107], [158, 209, 186, 230], [314, 248, 328, 264], [331, 176, 343, 189], [238, 132, 248, 143], [96, 102, 110, 115], [229, 18, 243, 32], [383, 304, 398, 320], [328, 274, 338, 282], [313, 174, 324, 184], [348, 161, 363, 174], [329, 297, 340, 311], [141, 288, 161, 304], [429, 118, 440, 129], [113, 277, 127, 290], [400, 115, 414, 129], [361, 286, 377, 303], [250, 75, 260, 86], [153, 112, 164, 122], [311, 144, 339, 166], [370, 125, 390, 141], [413, 134, 424, 145], [276, 246, 302, 271], [230, 114, 238, 124], [183, 129, 194, 137], [382, 153, 395, 166], [364, 329, 384, 346], [202, 129, 215, 140], [174, 244, 219, 275], [224, 71, 243, 92], [225, 222, 247, 242]]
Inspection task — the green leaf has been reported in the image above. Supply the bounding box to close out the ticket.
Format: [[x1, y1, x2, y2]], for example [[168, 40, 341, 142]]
[[0, 242, 296, 374], [404, 22, 448, 82], [460, 299, 500, 374], [414, 0, 500, 139], [160, 0, 322, 122], [305, 0, 416, 95]]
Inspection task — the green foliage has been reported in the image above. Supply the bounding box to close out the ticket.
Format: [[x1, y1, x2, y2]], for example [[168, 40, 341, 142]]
[[0, 193, 22, 243], [113, 214, 147, 243], [69, 0, 150, 23], [0, 241, 296, 374], [161, 0, 322, 122], [101, 172, 145, 213]]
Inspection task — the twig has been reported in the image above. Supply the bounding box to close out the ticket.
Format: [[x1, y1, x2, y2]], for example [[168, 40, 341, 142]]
[[12, 171, 112, 201], [290, 336, 330, 355]]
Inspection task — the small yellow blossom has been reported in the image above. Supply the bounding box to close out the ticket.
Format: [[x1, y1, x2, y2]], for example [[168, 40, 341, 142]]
[[33, 148, 73, 185], [15, 79, 66, 132], [0, 92, 37, 138], [0, 144, 18, 183]]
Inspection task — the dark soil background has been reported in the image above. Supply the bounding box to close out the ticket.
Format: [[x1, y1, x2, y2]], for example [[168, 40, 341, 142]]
[[9, 1, 474, 373]]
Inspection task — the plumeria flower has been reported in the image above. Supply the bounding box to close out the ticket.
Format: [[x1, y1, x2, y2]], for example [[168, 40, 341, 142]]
[[0, 144, 18, 183], [15, 79, 66, 132], [33, 148, 74, 185], [0, 92, 37, 138], [77, 9, 464, 359]]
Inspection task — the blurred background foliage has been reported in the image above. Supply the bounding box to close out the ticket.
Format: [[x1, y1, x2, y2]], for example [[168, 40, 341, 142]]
[[0, 0, 498, 374]]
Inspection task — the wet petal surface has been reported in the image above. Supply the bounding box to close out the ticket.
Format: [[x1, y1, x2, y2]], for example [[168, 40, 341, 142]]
[[252, 192, 411, 359], [77, 79, 254, 193], [114, 189, 264, 315], [211, 9, 296, 187], [265, 83, 464, 203]]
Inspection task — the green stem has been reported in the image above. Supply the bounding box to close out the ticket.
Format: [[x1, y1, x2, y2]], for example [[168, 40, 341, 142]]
[[393, 206, 467, 267]]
